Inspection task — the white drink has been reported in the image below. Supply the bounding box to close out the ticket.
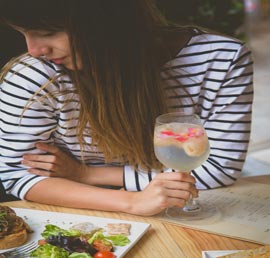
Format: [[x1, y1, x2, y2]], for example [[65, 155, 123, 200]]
[[154, 122, 210, 171]]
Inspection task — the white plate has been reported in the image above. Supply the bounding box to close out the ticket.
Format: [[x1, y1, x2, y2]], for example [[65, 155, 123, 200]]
[[202, 250, 243, 258], [0, 208, 150, 257]]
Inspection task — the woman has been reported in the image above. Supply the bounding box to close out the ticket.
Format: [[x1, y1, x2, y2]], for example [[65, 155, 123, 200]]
[[0, 0, 253, 215]]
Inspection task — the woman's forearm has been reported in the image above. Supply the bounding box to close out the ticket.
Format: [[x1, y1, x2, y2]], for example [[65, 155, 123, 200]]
[[22, 143, 124, 187], [77, 166, 124, 186], [24, 172, 199, 216], [25, 177, 132, 212]]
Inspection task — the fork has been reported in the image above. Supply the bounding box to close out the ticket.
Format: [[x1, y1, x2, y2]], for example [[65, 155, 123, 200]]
[[0, 241, 38, 258]]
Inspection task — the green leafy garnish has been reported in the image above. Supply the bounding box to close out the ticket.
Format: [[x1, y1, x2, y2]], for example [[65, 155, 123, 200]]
[[106, 234, 131, 246], [0, 212, 6, 219], [30, 244, 93, 258], [69, 253, 93, 258], [0, 212, 7, 232], [88, 231, 105, 244], [88, 231, 130, 246], [30, 243, 69, 258], [41, 224, 81, 239]]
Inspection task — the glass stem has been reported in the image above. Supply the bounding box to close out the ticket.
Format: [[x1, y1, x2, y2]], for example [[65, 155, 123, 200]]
[[181, 171, 201, 212], [183, 196, 201, 212]]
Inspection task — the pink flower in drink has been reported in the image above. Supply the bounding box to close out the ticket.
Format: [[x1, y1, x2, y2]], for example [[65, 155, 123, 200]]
[[175, 133, 188, 142], [160, 130, 176, 136], [159, 128, 204, 142]]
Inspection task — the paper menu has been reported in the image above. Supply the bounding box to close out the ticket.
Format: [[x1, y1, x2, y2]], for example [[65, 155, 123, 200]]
[[158, 179, 270, 245], [200, 181, 270, 232]]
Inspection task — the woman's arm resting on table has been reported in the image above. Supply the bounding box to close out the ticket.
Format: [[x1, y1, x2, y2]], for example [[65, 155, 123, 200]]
[[21, 144, 198, 215], [22, 142, 124, 186], [24, 172, 197, 216]]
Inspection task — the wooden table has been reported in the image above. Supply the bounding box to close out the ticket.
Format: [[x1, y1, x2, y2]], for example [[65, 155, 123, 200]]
[[3, 175, 269, 258]]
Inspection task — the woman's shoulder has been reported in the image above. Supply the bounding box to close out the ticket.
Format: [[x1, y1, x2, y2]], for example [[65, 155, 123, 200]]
[[1, 54, 70, 91], [163, 29, 252, 73], [4, 55, 65, 79], [169, 30, 251, 67], [183, 30, 245, 53]]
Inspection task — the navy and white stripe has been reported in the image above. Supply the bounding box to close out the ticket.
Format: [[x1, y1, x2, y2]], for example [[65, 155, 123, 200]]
[[124, 33, 253, 191], [0, 32, 253, 199]]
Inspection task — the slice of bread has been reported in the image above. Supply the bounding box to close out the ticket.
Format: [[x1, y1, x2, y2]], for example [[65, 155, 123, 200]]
[[217, 245, 270, 258], [106, 223, 131, 235], [0, 205, 31, 249], [0, 228, 28, 249]]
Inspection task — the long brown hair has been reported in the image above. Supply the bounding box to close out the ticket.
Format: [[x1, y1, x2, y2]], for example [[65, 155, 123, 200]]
[[0, 0, 185, 169]]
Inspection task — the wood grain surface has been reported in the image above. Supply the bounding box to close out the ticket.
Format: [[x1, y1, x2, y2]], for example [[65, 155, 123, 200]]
[[2, 175, 268, 258]]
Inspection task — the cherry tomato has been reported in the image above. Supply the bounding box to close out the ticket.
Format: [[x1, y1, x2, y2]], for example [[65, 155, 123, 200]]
[[93, 251, 117, 258], [38, 239, 47, 245]]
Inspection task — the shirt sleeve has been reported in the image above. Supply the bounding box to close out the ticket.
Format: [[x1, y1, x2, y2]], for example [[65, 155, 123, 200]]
[[0, 57, 59, 199], [192, 43, 253, 189], [123, 165, 174, 191], [123, 43, 253, 192]]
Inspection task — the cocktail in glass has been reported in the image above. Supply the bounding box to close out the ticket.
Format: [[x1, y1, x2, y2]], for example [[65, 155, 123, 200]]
[[154, 112, 219, 222]]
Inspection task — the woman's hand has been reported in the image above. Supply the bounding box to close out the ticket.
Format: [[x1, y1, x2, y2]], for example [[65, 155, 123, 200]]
[[129, 172, 198, 216], [22, 143, 87, 182]]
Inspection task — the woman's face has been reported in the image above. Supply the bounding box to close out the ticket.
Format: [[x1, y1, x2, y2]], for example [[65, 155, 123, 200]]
[[14, 27, 82, 70]]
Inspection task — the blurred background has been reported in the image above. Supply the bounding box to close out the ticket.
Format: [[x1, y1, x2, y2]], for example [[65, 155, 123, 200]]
[[0, 0, 269, 176]]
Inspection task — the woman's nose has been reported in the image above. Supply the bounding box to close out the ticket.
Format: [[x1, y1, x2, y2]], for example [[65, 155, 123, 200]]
[[25, 38, 50, 58]]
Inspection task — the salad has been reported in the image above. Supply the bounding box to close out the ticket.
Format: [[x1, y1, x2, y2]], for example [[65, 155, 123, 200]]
[[30, 222, 131, 258]]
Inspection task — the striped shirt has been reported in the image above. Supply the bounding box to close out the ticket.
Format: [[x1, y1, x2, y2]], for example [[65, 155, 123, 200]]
[[0, 32, 253, 199]]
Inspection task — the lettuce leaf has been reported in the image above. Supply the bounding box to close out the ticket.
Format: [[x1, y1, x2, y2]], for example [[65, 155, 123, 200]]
[[88, 231, 130, 246], [30, 243, 69, 258], [106, 235, 131, 246], [41, 224, 81, 239], [69, 252, 93, 258]]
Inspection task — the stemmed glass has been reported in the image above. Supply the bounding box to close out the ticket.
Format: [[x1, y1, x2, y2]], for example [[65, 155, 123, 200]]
[[154, 111, 219, 222]]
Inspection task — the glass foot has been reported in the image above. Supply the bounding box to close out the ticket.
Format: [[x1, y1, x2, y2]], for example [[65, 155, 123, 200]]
[[165, 202, 221, 224]]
